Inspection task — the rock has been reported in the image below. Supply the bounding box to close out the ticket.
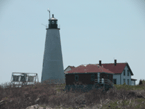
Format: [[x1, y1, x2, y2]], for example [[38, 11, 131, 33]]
[[26, 104, 39, 109], [26, 104, 56, 109], [108, 105, 111, 107], [127, 91, 136, 98], [137, 95, 145, 98], [74, 95, 86, 105], [35, 98, 40, 103], [127, 90, 145, 99], [104, 99, 110, 104], [0, 100, 5, 106], [9, 99, 13, 103]]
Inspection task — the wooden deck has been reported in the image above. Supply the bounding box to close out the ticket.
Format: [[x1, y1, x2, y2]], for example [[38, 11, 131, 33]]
[[65, 79, 115, 92]]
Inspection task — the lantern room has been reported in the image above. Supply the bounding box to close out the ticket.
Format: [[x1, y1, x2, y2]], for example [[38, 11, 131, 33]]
[[48, 14, 58, 29]]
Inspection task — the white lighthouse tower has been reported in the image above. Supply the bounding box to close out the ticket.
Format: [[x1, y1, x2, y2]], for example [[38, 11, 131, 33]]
[[41, 12, 65, 84]]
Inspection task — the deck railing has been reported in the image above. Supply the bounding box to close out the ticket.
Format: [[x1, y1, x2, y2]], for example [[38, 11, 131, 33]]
[[106, 79, 114, 86], [94, 79, 114, 88]]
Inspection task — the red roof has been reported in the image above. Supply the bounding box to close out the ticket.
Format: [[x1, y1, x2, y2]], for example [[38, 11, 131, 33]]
[[64, 66, 75, 72], [100, 63, 133, 75], [101, 63, 127, 74], [70, 66, 75, 69], [66, 64, 114, 74]]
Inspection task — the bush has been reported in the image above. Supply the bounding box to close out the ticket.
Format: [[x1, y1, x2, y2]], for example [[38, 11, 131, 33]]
[[0, 81, 145, 109]]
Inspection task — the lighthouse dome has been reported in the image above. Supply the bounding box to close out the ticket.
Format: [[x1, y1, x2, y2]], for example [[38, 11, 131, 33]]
[[49, 14, 57, 20]]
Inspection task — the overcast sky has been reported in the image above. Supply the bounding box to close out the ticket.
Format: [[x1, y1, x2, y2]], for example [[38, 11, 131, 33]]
[[0, 0, 145, 85]]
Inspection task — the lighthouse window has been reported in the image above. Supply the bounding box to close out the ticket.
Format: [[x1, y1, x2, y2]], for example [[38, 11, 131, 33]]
[[51, 21, 54, 24]]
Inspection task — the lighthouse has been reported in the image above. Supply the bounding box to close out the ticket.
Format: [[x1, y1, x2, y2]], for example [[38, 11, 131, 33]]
[[41, 13, 65, 84]]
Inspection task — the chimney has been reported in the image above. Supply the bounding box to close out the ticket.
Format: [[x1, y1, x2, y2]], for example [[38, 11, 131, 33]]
[[52, 14, 54, 18], [99, 60, 101, 66], [114, 59, 117, 66]]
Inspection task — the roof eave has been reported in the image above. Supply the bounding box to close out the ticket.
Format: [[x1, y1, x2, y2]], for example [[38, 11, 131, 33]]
[[126, 63, 134, 76]]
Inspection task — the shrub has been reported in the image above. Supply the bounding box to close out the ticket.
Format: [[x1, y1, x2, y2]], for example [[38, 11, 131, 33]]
[[0, 81, 145, 109]]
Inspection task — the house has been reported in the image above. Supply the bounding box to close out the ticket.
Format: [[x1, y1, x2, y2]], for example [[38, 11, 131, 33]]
[[64, 64, 115, 91], [64, 60, 137, 86]]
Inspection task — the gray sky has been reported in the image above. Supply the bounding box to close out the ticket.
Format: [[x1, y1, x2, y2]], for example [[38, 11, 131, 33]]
[[0, 0, 145, 85]]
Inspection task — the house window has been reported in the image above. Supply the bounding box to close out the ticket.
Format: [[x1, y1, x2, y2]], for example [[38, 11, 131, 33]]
[[107, 74, 110, 79], [124, 70, 125, 76], [113, 79, 116, 84], [75, 75, 79, 81], [91, 74, 95, 81], [127, 79, 129, 85], [127, 70, 129, 76], [132, 81, 135, 85], [123, 79, 126, 84]]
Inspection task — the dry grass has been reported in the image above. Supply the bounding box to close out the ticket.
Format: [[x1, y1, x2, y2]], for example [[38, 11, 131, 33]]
[[0, 80, 145, 109]]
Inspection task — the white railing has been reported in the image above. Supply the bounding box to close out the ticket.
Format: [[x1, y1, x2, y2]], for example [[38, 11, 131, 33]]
[[94, 79, 114, 87]]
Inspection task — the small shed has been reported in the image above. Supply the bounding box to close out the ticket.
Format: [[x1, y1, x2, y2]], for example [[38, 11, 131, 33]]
[[65, 64, 115, 91], [139, 79, 145, 85], [11, 72, 39, 87]]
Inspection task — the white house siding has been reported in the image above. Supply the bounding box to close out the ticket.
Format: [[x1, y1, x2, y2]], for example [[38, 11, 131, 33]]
[[113, 65, 131, 85], [64, 67, 72, 73], [121, 65, 131, 85], [98, 73, 100, 83], [113, 74, 120, 85], [131, 81, 135, 85]]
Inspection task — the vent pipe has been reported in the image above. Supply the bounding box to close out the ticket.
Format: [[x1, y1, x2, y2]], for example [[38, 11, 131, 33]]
[[52, 14, 54, 18]]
